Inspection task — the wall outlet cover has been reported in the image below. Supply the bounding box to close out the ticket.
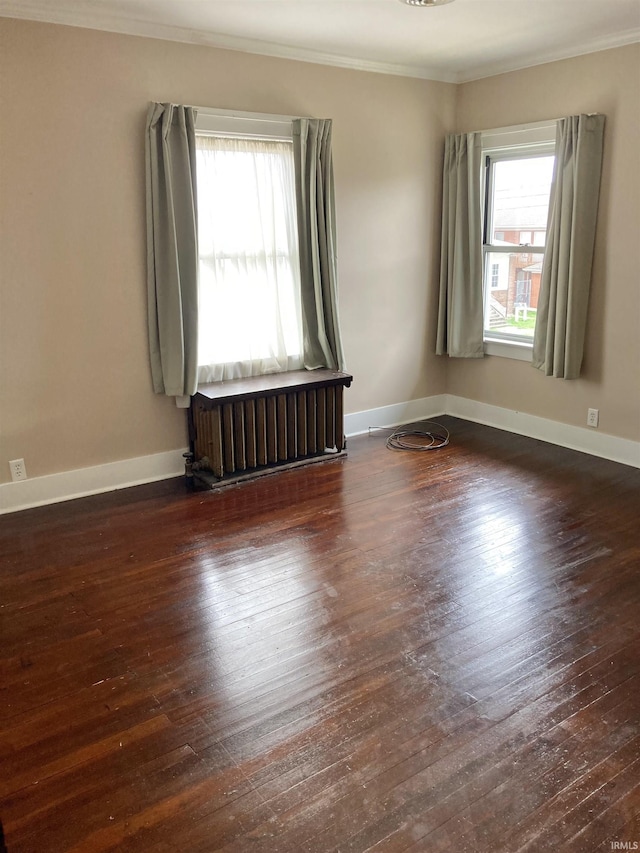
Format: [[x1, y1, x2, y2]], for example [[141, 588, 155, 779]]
[[9, 459, 27, 482]]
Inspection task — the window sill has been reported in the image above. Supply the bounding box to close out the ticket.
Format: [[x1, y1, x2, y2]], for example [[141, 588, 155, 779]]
[[484, 338, 533, 362]]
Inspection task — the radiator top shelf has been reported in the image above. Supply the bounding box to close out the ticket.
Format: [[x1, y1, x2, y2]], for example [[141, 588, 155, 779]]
[[193, 368, 352, 407]]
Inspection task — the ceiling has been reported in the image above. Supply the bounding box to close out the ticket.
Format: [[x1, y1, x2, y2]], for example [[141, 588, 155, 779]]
[[2, 0, 639, 82]]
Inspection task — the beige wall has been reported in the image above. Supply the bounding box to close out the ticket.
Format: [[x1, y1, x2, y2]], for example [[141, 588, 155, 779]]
[[0, 18, 454, 482], [1, 20, 637, 488], [450, 45, 640, 442]]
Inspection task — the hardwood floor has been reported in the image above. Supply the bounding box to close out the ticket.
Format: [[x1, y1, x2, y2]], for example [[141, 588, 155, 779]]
[[1, 417, 639, 852]]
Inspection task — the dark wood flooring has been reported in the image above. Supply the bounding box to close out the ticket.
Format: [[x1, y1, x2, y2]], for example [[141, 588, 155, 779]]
[[1, 417, 639, 852]]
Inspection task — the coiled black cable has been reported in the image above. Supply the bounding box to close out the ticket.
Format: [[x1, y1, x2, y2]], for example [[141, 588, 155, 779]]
[[369, 421, 450, 451]]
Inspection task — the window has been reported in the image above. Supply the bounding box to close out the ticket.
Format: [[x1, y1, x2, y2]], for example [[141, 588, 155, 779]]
[[490, 262, 501, 289], [482, 123, 556, 350], [194, 110, 304, 383]]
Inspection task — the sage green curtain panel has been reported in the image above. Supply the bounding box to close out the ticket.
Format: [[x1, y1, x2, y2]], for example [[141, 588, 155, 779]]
[[292, 118, 345, 372], [532, 114, 605, 379], [145, 103, 199, 401], [436, 132, 484, 358]]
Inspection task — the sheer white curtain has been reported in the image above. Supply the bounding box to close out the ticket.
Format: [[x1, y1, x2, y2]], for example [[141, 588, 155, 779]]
[[195, 135, 304, 382]]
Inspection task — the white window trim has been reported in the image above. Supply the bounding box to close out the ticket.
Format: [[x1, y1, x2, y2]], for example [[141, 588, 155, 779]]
[[193, 107, 305, 381], [484, 338, 533, 362], [194, 106, 298, 140], [481, 119, 557, 358], [481, 119, 557, 152]]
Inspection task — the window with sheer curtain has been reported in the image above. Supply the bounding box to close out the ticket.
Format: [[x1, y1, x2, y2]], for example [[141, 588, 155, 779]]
[[195, 133, 304, 383]]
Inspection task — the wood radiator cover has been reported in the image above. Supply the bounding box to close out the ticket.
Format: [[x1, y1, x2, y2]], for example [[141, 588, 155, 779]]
[[189, 369, 352, 485]]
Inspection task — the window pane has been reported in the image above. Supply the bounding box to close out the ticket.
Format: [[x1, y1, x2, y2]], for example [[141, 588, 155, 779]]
[[489, 156, 554, 246], [484, 251, 544, 340]]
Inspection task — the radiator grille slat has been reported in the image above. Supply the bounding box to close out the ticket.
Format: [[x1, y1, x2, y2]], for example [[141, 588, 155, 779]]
[[287, 392, 297, 459], [192, 374, 349, 480], [297, 391, 307, 456], [335, 386, 344, 452], [266, 396, 278, 464], [277, 394, 288, 461], [256, 398, 268, 466], [307, 390, 317, 454], [233, 401, 247, 471], [326, 386, 336, 449], [317, 388, 327, 451], [245, 400, 257, 469], [222, 403, 234, 473]]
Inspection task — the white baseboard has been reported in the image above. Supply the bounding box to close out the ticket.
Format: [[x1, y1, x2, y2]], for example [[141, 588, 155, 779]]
[[445, 395, 640, 469], [0, 448, 188, 515], [344, 395, 448, 437], [346, 394, 639, 469], [2, 395, 638, 515]]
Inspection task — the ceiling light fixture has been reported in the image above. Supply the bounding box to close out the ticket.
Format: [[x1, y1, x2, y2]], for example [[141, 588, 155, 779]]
[[399, 0, 455, 6]]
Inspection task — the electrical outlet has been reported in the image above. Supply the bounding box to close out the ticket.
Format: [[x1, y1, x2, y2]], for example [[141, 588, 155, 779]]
[[587, 408, 599, 428], [9, 458, 27, 482]]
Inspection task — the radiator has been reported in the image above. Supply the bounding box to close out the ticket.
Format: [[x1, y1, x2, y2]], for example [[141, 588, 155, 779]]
[[189, 369, 352, 484]]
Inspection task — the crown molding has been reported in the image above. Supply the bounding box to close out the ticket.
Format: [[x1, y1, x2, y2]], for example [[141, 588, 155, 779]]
[[455, 27, 640, 83], [0, 2, 458, 83], [1, 2, 638, 85]]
